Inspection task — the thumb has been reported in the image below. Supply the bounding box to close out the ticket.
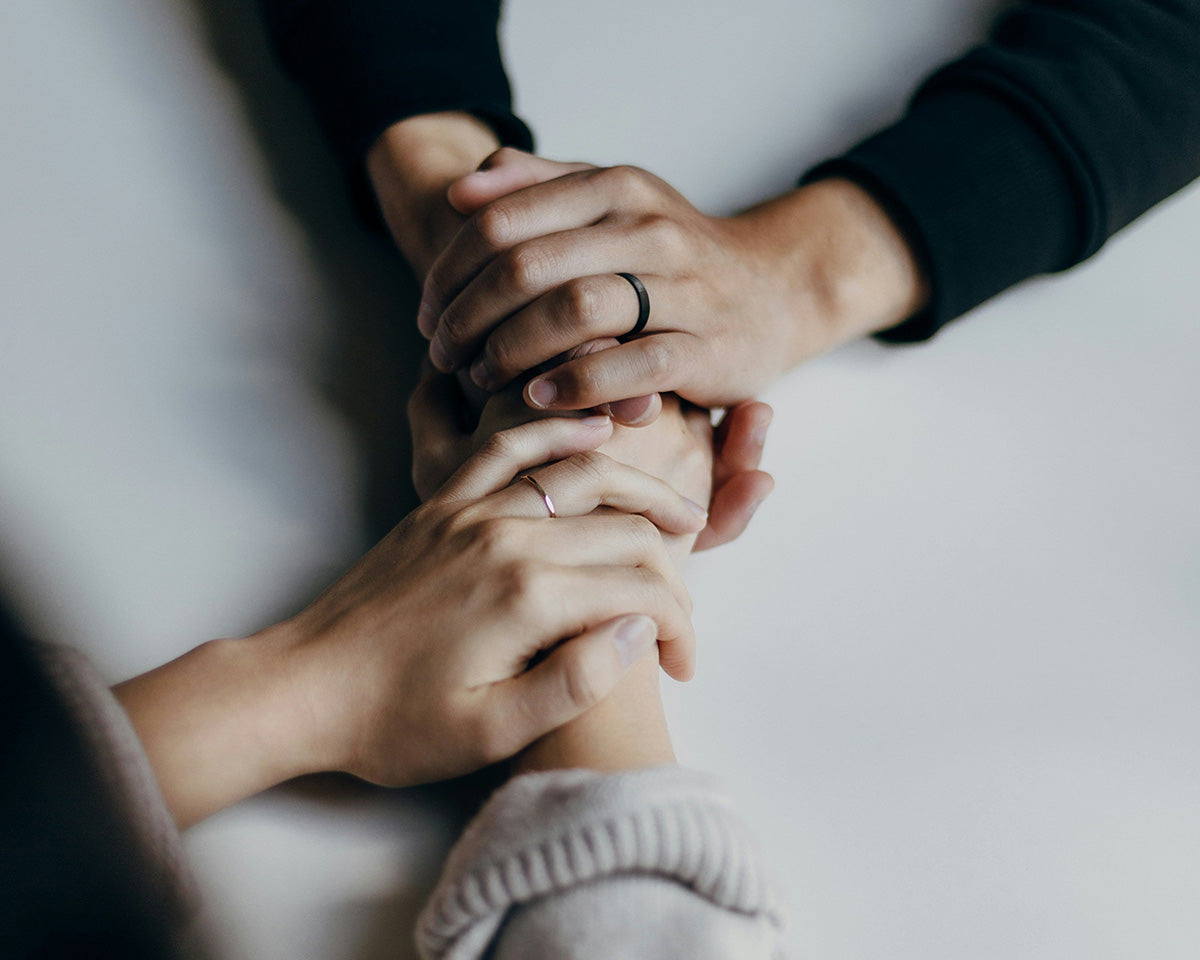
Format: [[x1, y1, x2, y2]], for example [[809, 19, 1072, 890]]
[[498, 614, 657, 743], [447, 147, 594, 215]]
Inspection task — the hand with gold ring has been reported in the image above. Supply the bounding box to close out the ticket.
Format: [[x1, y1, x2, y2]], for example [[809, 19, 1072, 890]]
[[117, 414, 703, 826]]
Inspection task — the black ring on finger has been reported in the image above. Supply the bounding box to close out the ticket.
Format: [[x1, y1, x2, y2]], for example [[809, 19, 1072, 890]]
[[615, 272, 650, 341]]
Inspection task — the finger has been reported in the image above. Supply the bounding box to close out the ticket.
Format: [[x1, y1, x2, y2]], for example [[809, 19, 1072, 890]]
[[603, 392, 662, 427], [493, 614, 658, 748], [490, 450, 708, 535], [439, 416, 613, 502], [693, 470, 775, 552], [447, 148, 594, 215], [430, 220, 674, 371], [523, 564, 694, 681], [711, 401, 773, 489], [421, 167, 623, 337], [524, 332, 703, 412], [500, 514, 692, 618], [468, 273, 668, 391]]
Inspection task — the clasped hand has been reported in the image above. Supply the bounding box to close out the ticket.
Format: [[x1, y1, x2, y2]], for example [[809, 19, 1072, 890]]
[[417, 149, 805, 419]]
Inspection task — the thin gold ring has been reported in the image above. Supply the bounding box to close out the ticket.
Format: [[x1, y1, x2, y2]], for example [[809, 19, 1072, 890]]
[[519, 474, 556, 518]]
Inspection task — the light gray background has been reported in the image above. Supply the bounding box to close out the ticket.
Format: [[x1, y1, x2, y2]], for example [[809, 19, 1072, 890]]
[[2, 1, 1198, 958]]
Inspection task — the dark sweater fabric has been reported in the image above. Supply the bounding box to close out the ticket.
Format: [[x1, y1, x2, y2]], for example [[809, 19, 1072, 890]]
[[259, 0, 1200, 340]]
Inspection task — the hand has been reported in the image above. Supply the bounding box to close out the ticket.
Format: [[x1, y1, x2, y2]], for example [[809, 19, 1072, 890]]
[[409, 368, 774, 553], [117, 416, 704, 826], [366, 112, 504, 280], [418, 149, 929, 414]]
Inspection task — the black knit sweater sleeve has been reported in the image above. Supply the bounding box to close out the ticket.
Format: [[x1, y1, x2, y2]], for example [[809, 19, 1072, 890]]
[[807, 0, 1200, 341], [257, 0, 533, 172]]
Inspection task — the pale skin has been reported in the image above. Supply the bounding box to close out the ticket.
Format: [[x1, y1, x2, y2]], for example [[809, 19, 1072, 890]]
[[368, 113, 776, 549], [406, 314, 720, 773], [115, 415, 707, 827], [367, 111, 930, 429]]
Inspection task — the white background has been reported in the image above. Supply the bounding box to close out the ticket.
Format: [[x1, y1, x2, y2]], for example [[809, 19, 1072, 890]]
[[2, 1, 1198, 958]]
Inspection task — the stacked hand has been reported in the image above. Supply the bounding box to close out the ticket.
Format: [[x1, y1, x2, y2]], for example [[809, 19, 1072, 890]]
[[412, 147, 926, 425], [117, 415, 705, 826], [417, 150, 798, 416]]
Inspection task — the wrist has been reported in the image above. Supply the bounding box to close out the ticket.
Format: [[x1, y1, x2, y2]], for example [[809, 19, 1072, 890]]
[[114, 627, 321, 828], [366, 112, 501, 280], [511, 649, 675, 777], [733, 177, 930, 364]]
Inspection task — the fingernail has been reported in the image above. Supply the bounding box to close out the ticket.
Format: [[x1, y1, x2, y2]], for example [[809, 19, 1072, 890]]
[[612, 615, 656, 668], [609, 394, 654, 424], [579, 415, 611, 428], [469, 357, 493, 390], [430, 336, 453, 371], [527, 377, 557, 408], [684, 498, 708, 520], [417, 298, 436, 338]]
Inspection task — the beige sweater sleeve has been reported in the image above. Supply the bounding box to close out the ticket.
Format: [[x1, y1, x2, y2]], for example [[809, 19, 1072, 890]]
[[417, 766, 789, 960], [34, 641, 205, 956]]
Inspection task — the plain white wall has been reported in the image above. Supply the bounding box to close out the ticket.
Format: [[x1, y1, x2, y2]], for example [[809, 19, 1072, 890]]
[[1, 1, 1197, 957]]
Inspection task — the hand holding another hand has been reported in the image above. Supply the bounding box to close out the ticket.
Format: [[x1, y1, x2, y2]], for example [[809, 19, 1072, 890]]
[[118, 416, 704, 826], [414, 148, 927, 420]]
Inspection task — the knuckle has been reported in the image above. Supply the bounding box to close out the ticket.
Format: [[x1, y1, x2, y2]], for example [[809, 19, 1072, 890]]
[[505, 560, 546, 615], [605, 164, 655, 203], [570, 449, 612, 484], [486, 146, 524, 168], [484, 331, 519, 375], [502, 245, 551, 294], [474, 203, 519, 250], [627, 512, 660, 545], [471, 516, 518, 557], [478, 429, 518, 463], [560, 276, 607, 328], [639, 213, 687, 257], [437, 302, 469, 346], [638, 338, 676, 381], [440, 501, 481, 539], [556, 359, 610, 405]]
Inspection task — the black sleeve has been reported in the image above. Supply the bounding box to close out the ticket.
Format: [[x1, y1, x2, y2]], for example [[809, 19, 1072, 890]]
[[257, 0, 533, 175], [805, 0, 1200, 342]]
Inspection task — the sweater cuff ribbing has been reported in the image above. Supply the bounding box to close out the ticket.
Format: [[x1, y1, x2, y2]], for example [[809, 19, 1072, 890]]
[[416, 766, 786, 960], [805, 84, 1081, 342]]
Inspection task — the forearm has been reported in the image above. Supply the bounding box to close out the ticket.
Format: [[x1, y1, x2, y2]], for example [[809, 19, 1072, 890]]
[[367, 112, 500, 280], [733, 176, 930, 363], [113, 628, 322, 829]]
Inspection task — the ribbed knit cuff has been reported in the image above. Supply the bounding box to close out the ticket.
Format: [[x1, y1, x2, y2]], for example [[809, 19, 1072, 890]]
[[805, 83, 1081, 342], [417, 766, 785, 960]]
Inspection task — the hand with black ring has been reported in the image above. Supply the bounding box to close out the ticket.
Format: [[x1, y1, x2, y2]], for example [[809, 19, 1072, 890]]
[[417, 148, 928, 420]]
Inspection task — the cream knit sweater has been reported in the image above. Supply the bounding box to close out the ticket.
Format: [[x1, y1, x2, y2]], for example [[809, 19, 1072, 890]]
[[48, 643, 790, 958]]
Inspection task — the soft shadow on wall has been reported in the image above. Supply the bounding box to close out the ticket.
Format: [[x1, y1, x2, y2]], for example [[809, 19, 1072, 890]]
[[189, 0, 428, 544]]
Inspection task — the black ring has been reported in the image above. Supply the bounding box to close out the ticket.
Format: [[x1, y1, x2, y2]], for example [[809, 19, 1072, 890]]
[[615, 272, 650, 341]]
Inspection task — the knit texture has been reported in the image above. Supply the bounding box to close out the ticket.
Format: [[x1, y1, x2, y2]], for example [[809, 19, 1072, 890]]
[[417, 766, 787, 960]]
